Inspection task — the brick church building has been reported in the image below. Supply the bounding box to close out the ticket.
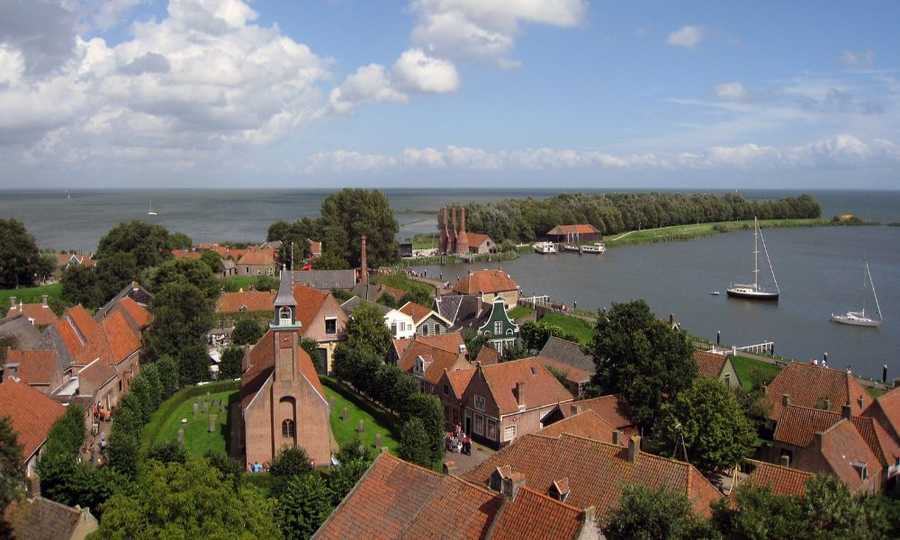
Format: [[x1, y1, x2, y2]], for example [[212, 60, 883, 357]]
[[231, 270, 336, 469]]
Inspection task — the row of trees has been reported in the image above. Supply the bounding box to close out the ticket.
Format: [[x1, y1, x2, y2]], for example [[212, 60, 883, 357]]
[[462, 192, 822, 243], [268, 189, 399, 270], [605, 475, 899, 540], [332, 303, 444, 468], [0, 219, 56, 289]]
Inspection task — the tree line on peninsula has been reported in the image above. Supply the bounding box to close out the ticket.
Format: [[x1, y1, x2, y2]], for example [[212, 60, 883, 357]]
[[460, 192, 822, 243]]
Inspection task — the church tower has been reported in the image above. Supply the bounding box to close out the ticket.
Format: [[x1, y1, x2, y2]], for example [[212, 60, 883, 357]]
[[272, 268, 301, 383]]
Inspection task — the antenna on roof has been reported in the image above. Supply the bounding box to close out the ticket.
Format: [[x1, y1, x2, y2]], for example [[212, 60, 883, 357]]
[[290, 241, 294, 271]]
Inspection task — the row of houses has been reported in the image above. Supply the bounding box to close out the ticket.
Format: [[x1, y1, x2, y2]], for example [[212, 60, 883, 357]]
[[0, 283, 152, 479]]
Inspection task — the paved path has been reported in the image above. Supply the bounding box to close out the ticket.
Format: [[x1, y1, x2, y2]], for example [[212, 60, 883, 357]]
[[608, 230, 637, 242]]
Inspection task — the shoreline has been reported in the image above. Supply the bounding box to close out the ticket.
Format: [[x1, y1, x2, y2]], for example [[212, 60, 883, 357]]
[[603, 218, 838, 248]]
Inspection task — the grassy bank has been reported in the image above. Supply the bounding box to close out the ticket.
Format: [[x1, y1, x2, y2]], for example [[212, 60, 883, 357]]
[[0, 282, 63, 306], [605, 218, 831, 248], [141, 380, 239, 456], [509, 306, 533, 321], [731, 355, 783, 391], [538, 312, 595, 346]]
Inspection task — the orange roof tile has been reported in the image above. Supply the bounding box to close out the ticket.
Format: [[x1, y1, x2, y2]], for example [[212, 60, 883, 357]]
[[292, 284, 328, 329], [4, 350, 60, 386], [171, 249, 202, 260], [240, 329, 324, 409], [101, 310, 141, 365], [77, 359, 118, 393], [445, 368, 476, 400], [452, 269, 518, 295], [459, 232, 492, 247], [398, 301, 432, 324], [463, 433, 721, 519], [533, 355, 591, 385], [741, 459, 812, 497], [474, 344, 499, 365], [398, 339, 470, 386], [866, 385, 900, 440], [765, 362, 869, 421], [478, 358, 574, 415], [818, 419, 882, 493], [539, 410, 617, 443], [774, 404, 900, 468], [4, 303, 58, 327], [566, 395, 634, 432], [114, 297, 152, 329], [488, 487, 585, 540], [693, 351, 727, 379], [215, 290, 276, 314], [236, 248, 275, 266], [0, 379, 65, 462], [546, 224, 599, 236], [55, 306, 109, 365], [394, 332, 465, 357]]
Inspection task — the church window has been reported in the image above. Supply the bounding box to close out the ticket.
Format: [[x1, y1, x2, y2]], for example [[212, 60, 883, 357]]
[[282, 419, 295, 439]]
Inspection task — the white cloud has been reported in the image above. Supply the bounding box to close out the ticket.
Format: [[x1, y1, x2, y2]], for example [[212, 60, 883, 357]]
[[393, 48, 460, 93], [409, 0, 587, 65], [300, 135, 900, 174], [329, 64, 408, 114], [667, 25, 704, 48], [715, 82, 748, 100], [840, 49, 874, 67]]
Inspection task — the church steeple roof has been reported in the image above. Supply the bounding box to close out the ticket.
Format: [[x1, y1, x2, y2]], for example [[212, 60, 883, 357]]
[[272, 268, 301, 330], [275, 266, 296, 308]]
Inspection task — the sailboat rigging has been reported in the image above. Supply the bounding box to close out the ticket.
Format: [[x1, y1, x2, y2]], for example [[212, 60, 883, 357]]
[[147, 200, 159, 216], [726, 217, 780, 301], [831, 262, 883, 327]]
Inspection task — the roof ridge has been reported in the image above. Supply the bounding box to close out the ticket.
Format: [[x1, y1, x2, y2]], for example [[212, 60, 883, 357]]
[[745, 458, 809, 475], [784, 403, 842, 416], [517, 485, 584, 513]]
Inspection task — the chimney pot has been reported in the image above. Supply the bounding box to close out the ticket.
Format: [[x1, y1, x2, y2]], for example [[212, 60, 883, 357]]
[[842, 404, 852, 419], [501, 472, 525, 501], [823, 398, 832, 411], [814, 431, 824, 449], [780, 454, 790, 467], [782, 393, 791, 406], [612, 430, 622, 445], [627, 435, 640, 462], [570, 404, 582, 416], [515, 381, 526, 408], [857, 395, 864, 409], [360, 235, 368, 284]]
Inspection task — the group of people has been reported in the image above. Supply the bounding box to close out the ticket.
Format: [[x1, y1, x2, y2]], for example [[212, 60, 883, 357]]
[[446, 424, 472, 455]]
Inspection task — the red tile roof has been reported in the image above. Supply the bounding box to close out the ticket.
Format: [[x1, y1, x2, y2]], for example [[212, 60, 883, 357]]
[[463, 433, 721, 519], [171, 249, 202, 260], [452, 270, 518, 295], [478, 358, 574, 415], [539, 410, 617, 443], [4, 350, 60, 386], [77, 359, 118, 393], [237, 248, 276, 266], [566, 394, 634, 432], [693, 351, 727, 379], [532, 355, 591, 385], [765, 362, 869, 421], [474, 344, 499, 365], [215, 290, 276, 314], [741, 459, 812, 497], [292, 284, 328, 329], [546, 224, 599, 236], [4, 303, 59, 327], [113, 297, 152, 330], [314, 452, 587, 540], [398, 301, 433, 324], [818, 419, 882, 493], [55, 306, 110, 365], [398, 338, 471, 386], [445, 368, 476, 400], [774, 404, 900, 468], [0, 379, 65, 462], [101, 310, 141, 365], [240, 329, 324, 409], [865, 385, 900, 441], [459, 232, 492, 248], [394, 332, 465, 357]]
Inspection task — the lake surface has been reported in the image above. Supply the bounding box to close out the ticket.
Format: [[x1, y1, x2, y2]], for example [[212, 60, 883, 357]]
[[1, 188, 898, 379], [410, 226, 900, 381]]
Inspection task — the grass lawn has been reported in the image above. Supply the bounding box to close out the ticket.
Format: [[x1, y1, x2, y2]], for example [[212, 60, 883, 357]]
[[731, 355, 782, 391], [538, 312, 595, 346], [866, 386, 886, 398], [605, 218, 829, 248], [321, 379, 399, 453], [222, 275, 259, 292], [0, 282, 62, 306], [373, 272, 435, 299], [508, 305, 533, 321], [412, 234, 438, 250], [144, 385, 237, 457]]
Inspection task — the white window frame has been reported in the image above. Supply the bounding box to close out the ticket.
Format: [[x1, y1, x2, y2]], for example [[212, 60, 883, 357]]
[[474, 413, 484, 436], [324, 316, 337, 335], [503, 424, 516, 442], [487, 418, 498, 441], [494, 321, 502, 335]]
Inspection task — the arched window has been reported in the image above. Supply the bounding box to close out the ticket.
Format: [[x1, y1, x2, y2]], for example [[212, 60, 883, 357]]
[[279, 306, 292, 325], [282, 419, 295, 438]]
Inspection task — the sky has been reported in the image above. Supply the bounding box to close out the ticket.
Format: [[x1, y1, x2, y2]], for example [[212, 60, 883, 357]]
[[1, 0, 899, 189]]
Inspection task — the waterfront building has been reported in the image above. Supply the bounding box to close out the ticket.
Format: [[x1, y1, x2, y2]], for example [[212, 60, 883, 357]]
[[477, 298, 519, 356], [693, 350, 740, 389], [545, 224, 601, 244], [451, 270, 520, 308]]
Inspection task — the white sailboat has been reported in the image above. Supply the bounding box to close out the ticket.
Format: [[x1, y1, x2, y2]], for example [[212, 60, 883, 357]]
[[147, 200, 159, 216], [832, 262, 883, 327], [726, 217, 780, 301], [533, 241, 557, 254]]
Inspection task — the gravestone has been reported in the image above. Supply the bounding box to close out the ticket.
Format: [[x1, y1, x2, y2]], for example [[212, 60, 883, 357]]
[[177, 428, 185, 447], [374, 433, 382, 448], [192, 402, 199, 418], [209, 414, 217, 433], [341, 408, 348, 421], [357, 420, 364, 433]]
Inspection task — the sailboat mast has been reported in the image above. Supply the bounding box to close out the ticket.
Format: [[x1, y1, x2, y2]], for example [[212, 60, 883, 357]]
[[753, 217, 759, 291], [867, 262, 883, 320]]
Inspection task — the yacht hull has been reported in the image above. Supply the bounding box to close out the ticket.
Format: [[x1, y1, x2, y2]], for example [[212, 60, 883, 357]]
[[726, 288, 779, 301], [831, 314, 881, 327]]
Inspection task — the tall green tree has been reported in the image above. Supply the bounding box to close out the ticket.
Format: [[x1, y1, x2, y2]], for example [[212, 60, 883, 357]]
[[656, 378, 758, 475], [0, 219, 42, 288], [61, 264, 103, 308], [146, 280, 214, 369], [169, 232, 193, 249], [401, 393, 445, 465], [97, 459, 282, 540], [604, 486, 717, 540], [95, 251, 139, 301], [590, 300, 696, 431], [276, 472, 333, 540], [398, 417, 432, 468], [345, 302, 393, 358], [319, 189, 399, 267], [200, 250, 224, 275], [96, 220, 172, 271], [232, 318, 264, 346], [712, 484, 804, 540], [0, 417, 24, 512], [144, 258, 220, 301], [220, 346, 244, 379], [799, 475, 889, 539]]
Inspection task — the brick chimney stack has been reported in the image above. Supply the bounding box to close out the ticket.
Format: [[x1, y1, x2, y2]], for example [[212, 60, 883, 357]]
[[627, 435, 641, 462], [501, 472, 525, 501], [439, 208, 448, 254], [360, 235, 368, 284], [456, 207, 469, 254], [515, 381, 526, 409], [450, 207, 458, 254]]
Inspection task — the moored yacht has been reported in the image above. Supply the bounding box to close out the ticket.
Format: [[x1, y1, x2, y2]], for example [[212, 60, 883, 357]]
[[533, 241, 557, 254], [726, 217, 780, 301], [831, 262, 882, 327]]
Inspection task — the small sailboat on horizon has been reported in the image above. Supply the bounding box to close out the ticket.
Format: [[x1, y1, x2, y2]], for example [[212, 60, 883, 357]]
[[832, 261, 883, 327], [147, 200, 159, 216], [726, 217, 780, 301]]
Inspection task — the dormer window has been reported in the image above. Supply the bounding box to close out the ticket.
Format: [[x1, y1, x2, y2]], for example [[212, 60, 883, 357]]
[[279, 306, 293, 325], [851, 461, 868, 480]]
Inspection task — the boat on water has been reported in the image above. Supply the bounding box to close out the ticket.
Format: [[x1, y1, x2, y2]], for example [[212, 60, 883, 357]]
[[562, 244, 581, 252], [533, 241, 557, 254], [147, 201, 159, 216], [580, 242, 606, 254], [726, 217, 780, 301], [709, 291, 720, 296], [832, 262, 883, 327]]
